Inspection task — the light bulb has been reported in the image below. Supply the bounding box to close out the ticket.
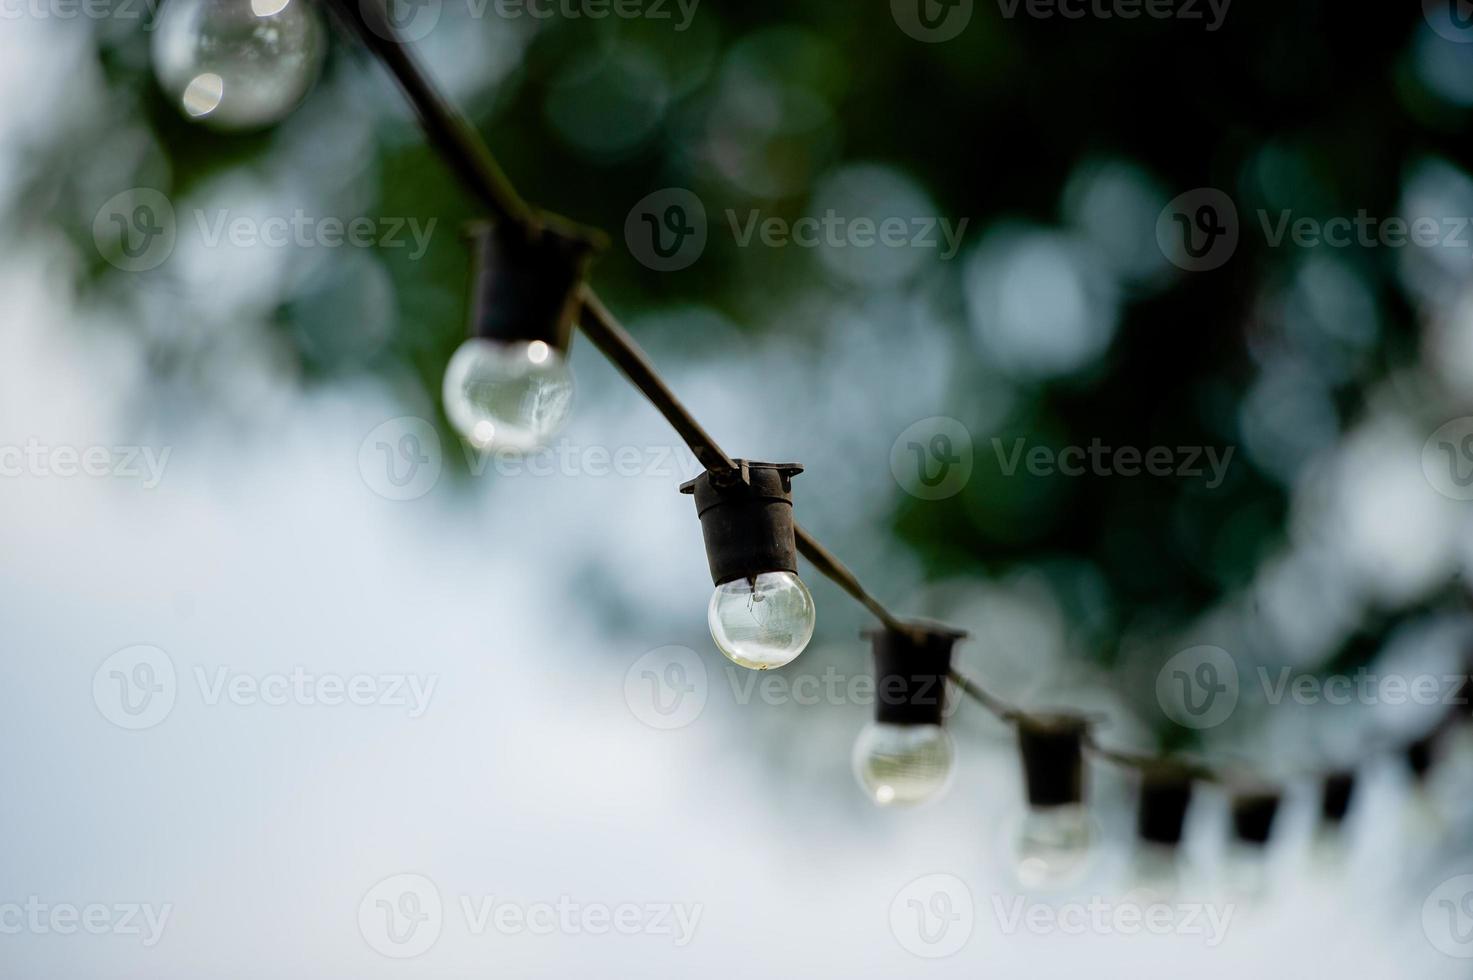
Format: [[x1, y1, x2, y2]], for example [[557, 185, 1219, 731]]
[[852, 722, 954, 806], [1222, 843, 1272, 901], [443, 338, 575, 452], [1015, 804, 1094, 889], [152, 0, 324, 130], [707, 571, 815, 670], [1129, 844, 1181, 901]]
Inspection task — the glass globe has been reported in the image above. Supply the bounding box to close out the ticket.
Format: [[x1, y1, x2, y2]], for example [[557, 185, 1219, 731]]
[[852, 722, 954, 806], [443, 338, 575, 452], [707, 571, 815, 670], [1129, 843, 1182, 900], [1015, 804, 1095, 890], [152, 0, 325, 130]]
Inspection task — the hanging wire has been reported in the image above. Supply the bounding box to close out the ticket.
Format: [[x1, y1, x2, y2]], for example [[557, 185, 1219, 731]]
[[317, 0, 1469, 791]]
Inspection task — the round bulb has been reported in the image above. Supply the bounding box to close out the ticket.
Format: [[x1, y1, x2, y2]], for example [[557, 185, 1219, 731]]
[[1129, 844, 1181, 900], [443, 338, 575, 452], [852, 722, 954, 806], [1015, 804, 1094, 890], [152, 0, 324, 130], [707, 571, 815, 670]]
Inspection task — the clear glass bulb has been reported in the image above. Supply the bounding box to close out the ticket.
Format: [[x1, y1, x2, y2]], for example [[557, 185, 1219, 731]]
[[852, 722, 954, 806], [1015, 804, 1094, 890], [443, 338, 575, 452], [152, 0, 324, 130], [1222, 843, 1271, 902], [1129, 843, 1181, 901], [707, 571, 815, 670]]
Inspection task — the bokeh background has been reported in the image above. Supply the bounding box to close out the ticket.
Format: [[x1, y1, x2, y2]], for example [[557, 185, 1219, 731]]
[[5, 0, 1473, 976]]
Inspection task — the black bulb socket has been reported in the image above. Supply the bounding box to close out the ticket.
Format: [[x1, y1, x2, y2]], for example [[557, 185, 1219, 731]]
[[680, 462, 802, 586]]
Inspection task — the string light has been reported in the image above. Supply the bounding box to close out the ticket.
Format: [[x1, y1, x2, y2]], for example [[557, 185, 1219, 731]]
[[152, 0, 325, 129], [1133, 765, 1195, 893], [1014, 714, 1095, 889], [680, 463, 815, 670], [443, 222, 594, 452], [852, 624, 964, 807], [1227, 788, 1282, 897], [143, 0, 1473, 893]]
